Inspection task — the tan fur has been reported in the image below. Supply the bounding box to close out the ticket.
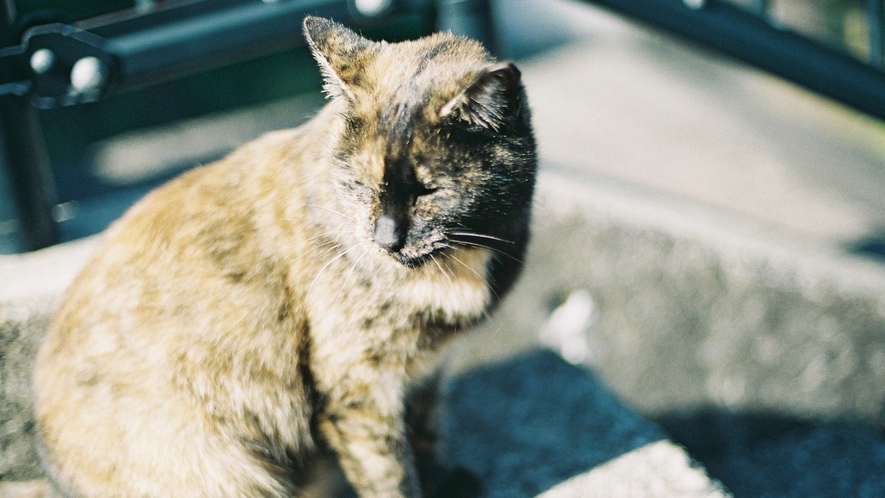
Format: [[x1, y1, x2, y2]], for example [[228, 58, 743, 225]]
[[0, 481, 52, 498], [33, 17, 535, 498]]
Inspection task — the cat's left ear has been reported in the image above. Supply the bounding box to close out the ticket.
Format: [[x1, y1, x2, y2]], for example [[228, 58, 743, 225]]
[[439, 62, 523, 131], [303, 16, 376, 101]]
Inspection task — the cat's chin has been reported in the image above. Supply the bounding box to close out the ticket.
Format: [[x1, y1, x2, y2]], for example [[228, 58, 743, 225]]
[[395, 254, 432, 269], [381, 246, 446, 269]]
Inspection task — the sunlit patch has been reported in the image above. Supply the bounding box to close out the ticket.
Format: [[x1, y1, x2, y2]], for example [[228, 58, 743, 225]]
[[400, 247, 493, 322], [539, 289, 596, 365]]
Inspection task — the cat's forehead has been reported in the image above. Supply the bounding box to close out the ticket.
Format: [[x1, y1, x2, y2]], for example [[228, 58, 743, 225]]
[[345, 38, 486, 134], [368, 34, 491, 103], [335, 32, 503, 185]]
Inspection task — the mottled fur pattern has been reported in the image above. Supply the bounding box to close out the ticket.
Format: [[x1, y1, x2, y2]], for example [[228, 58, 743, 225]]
[[32, 17, 536, 498]]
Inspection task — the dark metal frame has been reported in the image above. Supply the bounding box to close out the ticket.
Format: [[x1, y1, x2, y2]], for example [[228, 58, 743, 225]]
[[2, 0, 387, 108], [0, 0, 493, 252], [1, 0, 58, 251], [580, 0, 885, 120]]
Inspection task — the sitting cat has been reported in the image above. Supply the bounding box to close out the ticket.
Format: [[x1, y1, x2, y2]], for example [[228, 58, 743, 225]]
[[33, 16, 536, 498]]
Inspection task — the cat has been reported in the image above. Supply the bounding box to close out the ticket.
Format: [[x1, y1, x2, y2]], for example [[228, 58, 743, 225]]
[[32, 16, 536, 498]]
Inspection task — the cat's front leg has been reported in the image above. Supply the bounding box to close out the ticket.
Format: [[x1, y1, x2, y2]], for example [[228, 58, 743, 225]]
[[316, 371, 421, 498]]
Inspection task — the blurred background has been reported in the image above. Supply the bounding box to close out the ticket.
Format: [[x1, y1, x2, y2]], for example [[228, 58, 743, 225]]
[[3, 0, 885, 255], [2, 0, 885, 495]]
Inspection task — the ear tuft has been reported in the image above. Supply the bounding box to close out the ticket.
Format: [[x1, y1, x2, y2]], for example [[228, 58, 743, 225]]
[[439, 62, 523, 131], [302, 16, 374, 101]]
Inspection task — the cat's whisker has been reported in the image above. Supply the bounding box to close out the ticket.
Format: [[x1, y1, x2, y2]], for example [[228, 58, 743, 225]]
[[481, 317, 507, 347], [448, 253, 502, 304], [336, 247, 371, 305], [447, 239, 523, 264], [305, 204, 359, 223], [448, 231, 515, 245], [298, 229, 364, 259], [429, 254, 452, 283], [437, 243, 459, 275], [298, 240, 345, 261], [305, 245, 352, 300], [301, 230, 354, 246], [447, 253, 484, 282]]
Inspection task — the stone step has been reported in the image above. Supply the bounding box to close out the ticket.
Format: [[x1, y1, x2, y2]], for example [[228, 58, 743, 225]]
[[445, 350, 728, 497], [0, 219, 728, 496]]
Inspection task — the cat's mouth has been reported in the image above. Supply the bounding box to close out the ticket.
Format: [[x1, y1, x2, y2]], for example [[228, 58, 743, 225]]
[[385, 244, 448, 269], [371, 234, 450, 268], [382, 231, 511, 269]]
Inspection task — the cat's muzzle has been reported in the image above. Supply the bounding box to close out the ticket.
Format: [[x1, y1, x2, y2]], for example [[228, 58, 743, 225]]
[[373, 215, 405, 253], [374, 217, 443, 268]]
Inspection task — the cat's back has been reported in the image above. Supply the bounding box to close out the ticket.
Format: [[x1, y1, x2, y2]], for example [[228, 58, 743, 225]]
[[31, 114, 337, 496], [36, 116, 329, 414], [44, 129, 289, 328], [49, 107, 338, 311]]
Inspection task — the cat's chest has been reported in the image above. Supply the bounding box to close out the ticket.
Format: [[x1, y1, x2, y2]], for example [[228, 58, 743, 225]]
[[308, 246, 493, 338], [394, 247, 493, 324]]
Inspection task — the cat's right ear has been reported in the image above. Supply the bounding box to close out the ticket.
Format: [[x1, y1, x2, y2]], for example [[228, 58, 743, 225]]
[[303, 16, 374, 101], [439, 62, 523, 132]]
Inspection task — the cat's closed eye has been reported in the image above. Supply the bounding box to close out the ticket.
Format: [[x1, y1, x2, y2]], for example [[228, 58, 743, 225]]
[[411, 182, 439, 198], [33, 16, 535, 498], [341, 179, 375, 202]]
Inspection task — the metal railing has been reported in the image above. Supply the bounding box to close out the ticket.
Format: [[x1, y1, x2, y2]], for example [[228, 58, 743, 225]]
[[0, 0, 493, 253], [2, 0, 884, 253], [4, 0, 375, 252], [580, 0, 885, 121]]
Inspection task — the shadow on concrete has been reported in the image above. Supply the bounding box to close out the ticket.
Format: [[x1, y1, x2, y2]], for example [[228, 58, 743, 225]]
[[446, 350, 666, 497], [54, 163, 213, 242], [847, 232, 885, 263], [657, 410, 885, 498]]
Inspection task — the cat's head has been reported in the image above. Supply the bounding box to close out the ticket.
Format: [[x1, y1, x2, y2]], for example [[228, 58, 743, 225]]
[[303, 17, 536, 268]]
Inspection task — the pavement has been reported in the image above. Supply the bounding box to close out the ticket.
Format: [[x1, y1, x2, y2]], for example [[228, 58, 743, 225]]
[[3, 0, 885, 496], [501, 0, 885, 247], [494, 1, 885, 494], [0, 233, 728, 497]]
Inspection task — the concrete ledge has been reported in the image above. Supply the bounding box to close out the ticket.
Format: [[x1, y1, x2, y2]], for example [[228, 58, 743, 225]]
[[537, 441, 723, 498], [5, 167, 885, 495], [0, 237, 98, 304], [0, 297, 51, 482], [0, 176, 733, 495], [452, 169, 885, 420], [519, 169, 885, 422], [1, 238, 99, 481], [450, 168, 885, 496], [4, 167, 885, 494]]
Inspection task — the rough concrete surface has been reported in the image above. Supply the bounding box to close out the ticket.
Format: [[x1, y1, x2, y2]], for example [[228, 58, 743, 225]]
[[527, 172, 885, 423], [0, 195, 727, 495], [0, 238, 98, 481], [0, 238, 96, 480], [3, 0, 885, 495], [8, 168, 885, 496], [0, 298, 51, 482], [490, 1, 885, 494], [452, 172, 885, 497]]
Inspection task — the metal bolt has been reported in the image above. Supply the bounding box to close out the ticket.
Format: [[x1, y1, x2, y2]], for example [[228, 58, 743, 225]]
[[70, 57, 106, 93], [354, 0, 391, 17], [30, 49, 56, 75]]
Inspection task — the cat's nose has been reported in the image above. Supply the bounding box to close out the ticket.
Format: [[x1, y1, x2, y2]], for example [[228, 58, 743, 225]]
[[373, 215, 405, 253]]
